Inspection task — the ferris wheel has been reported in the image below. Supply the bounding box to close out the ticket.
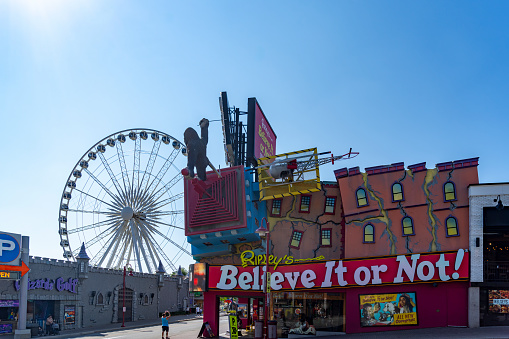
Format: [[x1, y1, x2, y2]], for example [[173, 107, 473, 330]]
[[58, 129, 191, 274]]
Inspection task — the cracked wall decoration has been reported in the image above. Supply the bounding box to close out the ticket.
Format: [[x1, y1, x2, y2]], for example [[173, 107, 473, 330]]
[[335, 158, 478, 258]]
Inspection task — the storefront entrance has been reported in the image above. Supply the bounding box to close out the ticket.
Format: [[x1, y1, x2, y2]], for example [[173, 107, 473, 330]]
[[273, 291, 345, 337], [216, 296, 264, 338]]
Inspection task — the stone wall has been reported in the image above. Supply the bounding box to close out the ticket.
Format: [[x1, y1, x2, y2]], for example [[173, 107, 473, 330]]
[[0, 256, 189, 330]]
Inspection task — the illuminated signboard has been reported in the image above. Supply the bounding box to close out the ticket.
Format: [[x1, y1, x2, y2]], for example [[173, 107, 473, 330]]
[[189, 263, 208, 292], [208, 249, 469, 291], [64, 305, 76, 325], [0, 300, 19, 307], [360, 292, 418, 327], [489, 290, 509, 313], [0, 271, 19, 280]]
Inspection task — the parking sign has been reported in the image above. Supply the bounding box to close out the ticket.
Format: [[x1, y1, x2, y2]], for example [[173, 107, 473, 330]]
[[0, 232, 21, 266]]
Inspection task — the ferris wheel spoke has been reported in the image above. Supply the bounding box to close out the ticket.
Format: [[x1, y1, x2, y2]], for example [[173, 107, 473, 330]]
[[66, 209, 118, 216], [149, 239, 177, 272], [98, 152, 128, 204], [108, 228, 133, 269], [132, 219, 154, 272], [67, 217, 121, 235], [133, 188, 155, 212], [145, 148, 179, 198], [137, 219, 177, 272], [74, 223, 118, 258], [97, 220, 128, 268], [147, 210, 184, 217], [115, 235, 132, 269], [73, 187, 122, 211], [139, 140, 162, 194], [129, 220, 144, 272], [83, 167, 124, 208], [115, 141, 131, 197], [143, 219, 191, 255], [137, 222, 166, 272], [133, 219, 157, 273], [141, 217, 184, 230], [145, 192, 184, 212], [145, 173, 183, 207], [131, 136, 141, 204]]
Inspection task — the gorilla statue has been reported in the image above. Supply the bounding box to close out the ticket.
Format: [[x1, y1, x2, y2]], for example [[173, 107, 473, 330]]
[[183, 118, 209, 181]]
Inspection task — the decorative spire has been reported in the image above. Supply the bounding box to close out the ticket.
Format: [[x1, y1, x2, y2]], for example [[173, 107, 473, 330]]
[[156, 260, 165, 273], [76, 243, 90, 260], [177, 265, 183, 277]]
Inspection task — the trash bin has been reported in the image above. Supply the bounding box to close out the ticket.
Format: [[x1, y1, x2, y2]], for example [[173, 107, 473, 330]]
[[268, 320, 277, 339], [26, 322, 39, 337], [254, 320, 263, 339]]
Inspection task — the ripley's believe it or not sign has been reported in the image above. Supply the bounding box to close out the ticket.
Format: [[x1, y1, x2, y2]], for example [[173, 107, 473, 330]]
[[209, 249, 468, 291]]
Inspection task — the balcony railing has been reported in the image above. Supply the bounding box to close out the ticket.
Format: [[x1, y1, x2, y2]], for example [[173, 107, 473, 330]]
[[484, 261, 509, 282]]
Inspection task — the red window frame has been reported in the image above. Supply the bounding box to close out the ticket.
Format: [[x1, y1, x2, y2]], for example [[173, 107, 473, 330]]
[[290, 230, 304, 249], [299, 195, 311, 213], [321, 228, 332, 247], [271, 199, 283, 217], [324, 196, 337, 215]]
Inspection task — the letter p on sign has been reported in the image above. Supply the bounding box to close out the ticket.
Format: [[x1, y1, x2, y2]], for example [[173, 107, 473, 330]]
[[0, 240, 14, 256], [0, 233, 21, 265]]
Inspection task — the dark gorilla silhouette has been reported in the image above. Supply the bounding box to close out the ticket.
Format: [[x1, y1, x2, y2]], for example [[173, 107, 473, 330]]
[[184, 118, 209, 181]]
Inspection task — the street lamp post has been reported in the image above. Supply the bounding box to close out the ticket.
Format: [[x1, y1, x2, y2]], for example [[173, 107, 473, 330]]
[[256, 218, 270, 339], [121, 264, 133, 327]]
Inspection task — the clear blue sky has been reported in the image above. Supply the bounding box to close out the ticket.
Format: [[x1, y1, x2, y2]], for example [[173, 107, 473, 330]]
[[1, 1, 508, 270]]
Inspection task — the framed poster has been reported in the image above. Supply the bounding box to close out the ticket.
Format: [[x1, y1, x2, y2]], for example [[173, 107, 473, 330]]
[[64, 305, 75, 325], [359, 292, 418, 327], [489, 290, 509, 313]]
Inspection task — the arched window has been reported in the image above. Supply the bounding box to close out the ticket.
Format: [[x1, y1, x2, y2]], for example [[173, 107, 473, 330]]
[[446, 217, 459, 237], [356, 188, 368, 207], [402, 216, 415, 236], [444, 182, 456, 201], [392, 183, 404, 202], [97, 293, 104, 305], [364, 224, 374, 243]]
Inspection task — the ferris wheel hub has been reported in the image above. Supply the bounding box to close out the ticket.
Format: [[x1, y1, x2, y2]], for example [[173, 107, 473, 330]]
[[121, 206, 134, 221]]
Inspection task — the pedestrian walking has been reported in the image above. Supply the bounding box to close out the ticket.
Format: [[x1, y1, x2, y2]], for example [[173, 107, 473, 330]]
[[161, 311, 171, 339]]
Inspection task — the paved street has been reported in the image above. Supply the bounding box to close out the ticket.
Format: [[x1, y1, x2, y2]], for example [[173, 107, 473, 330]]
[[5, 315, 509, 339]]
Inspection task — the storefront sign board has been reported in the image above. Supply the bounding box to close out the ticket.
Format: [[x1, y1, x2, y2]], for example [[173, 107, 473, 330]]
[[489, 290, 509, 313], [64, 305, 76, 325], [0, 232, 21, 266], [0, 300, 19, 307], [360, 292, 418, 327], [0, 271, 20, 280], [228, 314, 239, 339], [209, 249, 468, 291]]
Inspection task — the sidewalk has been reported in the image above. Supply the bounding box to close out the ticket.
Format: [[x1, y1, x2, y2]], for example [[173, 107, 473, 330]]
[[4, 318, 509, 339], [4, 313, 202, 339]]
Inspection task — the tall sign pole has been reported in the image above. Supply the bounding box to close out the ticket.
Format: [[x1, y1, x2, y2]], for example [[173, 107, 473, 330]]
[[14, 236, 30, 339], [17, 236, 29, 330]]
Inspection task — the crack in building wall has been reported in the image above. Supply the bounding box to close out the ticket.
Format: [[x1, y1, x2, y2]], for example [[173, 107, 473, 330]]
[[423, 168, 439, 252], [362, 172, 396, 254]]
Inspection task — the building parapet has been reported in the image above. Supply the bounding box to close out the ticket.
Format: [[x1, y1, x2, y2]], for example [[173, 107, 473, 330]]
[[408, 162, 427, 173], [436, 157, 479, 171], [365, 162, 404, 176]]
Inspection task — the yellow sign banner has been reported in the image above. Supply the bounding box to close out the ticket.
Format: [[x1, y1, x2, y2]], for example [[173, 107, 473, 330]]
[[228, 314, 238, 339]]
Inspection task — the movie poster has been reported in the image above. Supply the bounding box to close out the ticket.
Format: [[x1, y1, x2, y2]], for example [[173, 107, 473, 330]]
[[489, 290, 509, 313], [359, 292, 418, 327], [64, 306, 75, 325]]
